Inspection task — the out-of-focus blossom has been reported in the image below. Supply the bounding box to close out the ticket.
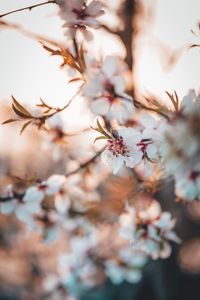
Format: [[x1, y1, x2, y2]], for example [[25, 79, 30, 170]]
[[84, 56, 135, 123], [105, 247, 147, 284], [56, 0, 104, 40], [57, 230, 99, 288], [175, 163, 200, 201], [158, 90, 200, 174], [119, 201, 181, 259], [54, 174, 100, 214]]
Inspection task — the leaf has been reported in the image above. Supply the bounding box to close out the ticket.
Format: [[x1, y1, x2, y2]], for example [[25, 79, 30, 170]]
[[12, 96, 32, 117], [2, 118, 18, 125], [94, 136, 109, 143], [41, 42, 82, 73], [97, 119, 112, 138], [68, 77, 82, 83], [12, 103, 31, 119], [77, 44, 86, 72], [20, 121, 32, 135], [189, 44, 200, 48]]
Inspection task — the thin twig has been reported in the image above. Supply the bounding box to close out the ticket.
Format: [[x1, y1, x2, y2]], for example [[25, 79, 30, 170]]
[[0, 148, 105, 202], [0, 1, 56, 18], [65, 147, 105, 178]]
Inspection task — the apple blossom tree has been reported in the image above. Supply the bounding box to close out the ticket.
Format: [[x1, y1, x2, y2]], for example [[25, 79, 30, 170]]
[[0, 1, 199, 300]]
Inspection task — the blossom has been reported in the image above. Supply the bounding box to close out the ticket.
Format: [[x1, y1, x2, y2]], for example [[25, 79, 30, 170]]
[[57, 231, 99, 287], [157, 115, 200, 175], [0, 175, 66, 225], [105, 247, 147, 284], [83, 56, 135, 123], [54, 174, 100, 214], [118, 202, 180, 259], [101, 127, 143, 174], [101, 126, 159, 174], [175, 163, 200, 201], [56, 0, 104, 40]]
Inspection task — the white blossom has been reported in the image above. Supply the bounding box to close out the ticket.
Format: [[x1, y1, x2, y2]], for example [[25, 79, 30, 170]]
[[118, 202, 180, 259], [101, 127, 158, 174], [84, 56, 135, 123], [175, 163, 200, 201], [57, 0, 104, 40]]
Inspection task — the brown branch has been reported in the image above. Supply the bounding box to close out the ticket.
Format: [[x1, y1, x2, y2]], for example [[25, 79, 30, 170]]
[[0, 148, 105, 202], [65, 147, 105, 178], [0, 1, 56, 18], [0, 191, 24, 202]]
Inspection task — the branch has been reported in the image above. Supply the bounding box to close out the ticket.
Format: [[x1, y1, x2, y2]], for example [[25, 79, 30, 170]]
[[0, 148, 105, 202], [65, 147, 105, 178], [0, 191, 24, 202], [0, 1, 56, 18]]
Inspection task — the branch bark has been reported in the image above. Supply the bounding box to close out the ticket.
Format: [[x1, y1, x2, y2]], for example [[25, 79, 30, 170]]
[[0, 1, 56, 18]]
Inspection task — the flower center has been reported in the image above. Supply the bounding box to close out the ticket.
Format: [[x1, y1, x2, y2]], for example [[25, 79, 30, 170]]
[[189, 170, 199, 181], [108, 137, 128, 156], [103, 80, 116, 103], [137, 139, 152, 155], [72, 8, 88, 20]]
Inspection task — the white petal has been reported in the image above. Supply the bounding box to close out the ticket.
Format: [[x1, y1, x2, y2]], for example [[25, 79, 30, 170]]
[[90, 98, 110, 115], [102, 56, 117, 77], [55, 194, 70, 214], [146, 144, 157, 159], [111, 76, 125, 94], [85, 17, 100, 28], [85, 1, 103, 16], [125, 151, 143, 168], [46, 175, 66, 195], [112, 156, 124, 174], [23, 187, 44, 203], [0, 201, 16, 214]]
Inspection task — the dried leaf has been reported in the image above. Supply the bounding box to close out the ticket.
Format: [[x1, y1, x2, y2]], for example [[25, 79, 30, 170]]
[[2, 118, 18, 125], [20, 121, 32, 135], [12, 96, 32, 117], [12, 103, 32, 119]]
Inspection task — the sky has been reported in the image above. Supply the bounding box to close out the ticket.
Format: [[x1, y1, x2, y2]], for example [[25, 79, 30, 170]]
[[0, 0, 199, 107]]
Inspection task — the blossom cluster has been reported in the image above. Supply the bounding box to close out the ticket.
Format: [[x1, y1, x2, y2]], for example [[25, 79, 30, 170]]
[[0, 0, 200, 298], [119, 200, 181, 259]]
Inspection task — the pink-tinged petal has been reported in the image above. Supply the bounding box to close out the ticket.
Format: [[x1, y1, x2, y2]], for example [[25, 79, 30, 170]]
[[23, 187, 44, 203], [85, 1, 103, 16], [70, 0, 84, 10], [90, 98, 110, 115], [82, 29, 94, 41], [85, 17, 100, 28], [102, 56, 118, 77], [64, 27, 77, 39]]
